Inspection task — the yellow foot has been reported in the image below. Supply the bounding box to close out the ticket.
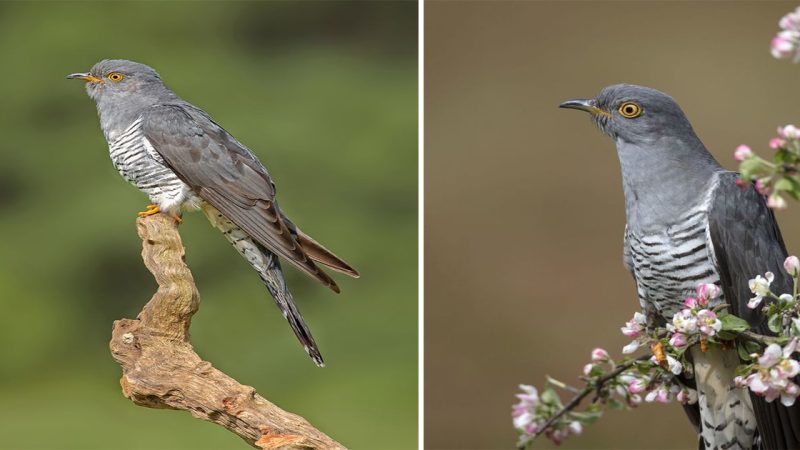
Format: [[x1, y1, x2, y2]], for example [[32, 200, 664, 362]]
[[138, 204, 160, 217]]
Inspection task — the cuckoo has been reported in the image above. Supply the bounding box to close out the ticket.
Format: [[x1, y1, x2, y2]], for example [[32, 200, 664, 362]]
[[68, 59, 358, 367], [561, 84, 800, 449]]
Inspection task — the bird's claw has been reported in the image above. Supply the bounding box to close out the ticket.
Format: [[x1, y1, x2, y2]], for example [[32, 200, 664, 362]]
[[138, 204, 160, 217]]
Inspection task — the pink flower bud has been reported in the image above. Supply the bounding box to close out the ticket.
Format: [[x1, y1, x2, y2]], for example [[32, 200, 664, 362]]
[[770, 138, 786, 149], [734, 144, 754, 161], [628, 379, 646, 394], [785, 256, 800, 276], [684, 297, 698, 308], [669, 332, 687, 348], [780, 124, 800, 139], [696, 283, 721, 302], [768, 193, 788, 209], [591, 347, 609, 362], [755, 179, 771, 195], [736, 178, 748, 189]]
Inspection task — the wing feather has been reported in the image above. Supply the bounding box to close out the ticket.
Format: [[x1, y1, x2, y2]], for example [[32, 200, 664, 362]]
[[140, 104, 340, 292], [708, 171, 800, 449]]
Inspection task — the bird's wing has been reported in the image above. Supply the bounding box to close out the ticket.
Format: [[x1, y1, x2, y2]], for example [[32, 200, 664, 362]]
[[140, 103, 340, 293], [708, 171, 800, 449]]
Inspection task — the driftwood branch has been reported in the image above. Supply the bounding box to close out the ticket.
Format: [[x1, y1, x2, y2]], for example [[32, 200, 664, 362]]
[[109, 214, 344, 449]]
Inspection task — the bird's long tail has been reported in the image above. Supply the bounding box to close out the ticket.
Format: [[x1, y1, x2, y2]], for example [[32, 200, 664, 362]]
[[202, 204, 324, 367], [691, 345, 755, 449]]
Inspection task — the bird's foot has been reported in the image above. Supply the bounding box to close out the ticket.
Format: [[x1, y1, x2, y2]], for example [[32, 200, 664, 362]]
[[138, 204, 160, 217], [170, 212, 183, 224]]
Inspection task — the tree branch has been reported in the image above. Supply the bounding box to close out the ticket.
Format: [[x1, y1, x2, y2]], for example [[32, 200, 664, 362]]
[[530, 355, 651, 444], [108, 214, 344, 449]]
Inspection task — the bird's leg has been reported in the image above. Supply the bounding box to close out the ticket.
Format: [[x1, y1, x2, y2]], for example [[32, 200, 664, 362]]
[[138, 204, 160, 217], [170, 211, 183, 224]]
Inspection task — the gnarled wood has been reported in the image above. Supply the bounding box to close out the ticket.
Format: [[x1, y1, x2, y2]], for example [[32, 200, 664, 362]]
[[109, 213, 344, 449]]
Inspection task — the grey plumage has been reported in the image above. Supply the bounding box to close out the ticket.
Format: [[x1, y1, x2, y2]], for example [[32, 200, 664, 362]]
[[68, 59, 358, 367], [561, 84, 800, 449]]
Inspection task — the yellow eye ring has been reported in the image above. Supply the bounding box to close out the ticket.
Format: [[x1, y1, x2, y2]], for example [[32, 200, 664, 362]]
[[618, 102, 642, 118], [107, 72, 124, 82]]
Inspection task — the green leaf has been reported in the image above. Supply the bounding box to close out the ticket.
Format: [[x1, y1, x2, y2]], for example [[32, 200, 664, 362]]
[[571, 410, 603, 424], [739, 158, 765, 177], [541, 387, 562, 407], [718, 331, 736, 341], [607, 398, 625, 410], [720, 314, 750, 332], [768, 314, 783, 334], [775, 177, 794, 192], [735, 364, 754, 377], [736, 342, 758, 361]]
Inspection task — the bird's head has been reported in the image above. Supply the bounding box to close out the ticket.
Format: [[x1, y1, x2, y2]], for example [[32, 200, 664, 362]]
[[67, 59, 164, 102], [560, 84, 695, 144]]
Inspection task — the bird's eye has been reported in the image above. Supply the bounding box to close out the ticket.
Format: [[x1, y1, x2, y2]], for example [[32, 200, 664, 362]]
[[618, 102, 642, 118], [107, 72, 124, 82]]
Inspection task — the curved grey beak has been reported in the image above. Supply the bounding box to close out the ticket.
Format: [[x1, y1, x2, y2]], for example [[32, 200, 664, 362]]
[[559, 98, 610, 117], [559, 98, 596, 112], [66, 72, 103, 83]]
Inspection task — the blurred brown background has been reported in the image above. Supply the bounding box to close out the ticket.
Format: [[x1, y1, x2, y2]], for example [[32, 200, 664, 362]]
[[425, 1, 800, 449]]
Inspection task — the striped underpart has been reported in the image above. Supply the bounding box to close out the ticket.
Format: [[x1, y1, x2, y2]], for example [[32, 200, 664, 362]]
[[625, 174, 756, 450], [107, 117, 190, 211]]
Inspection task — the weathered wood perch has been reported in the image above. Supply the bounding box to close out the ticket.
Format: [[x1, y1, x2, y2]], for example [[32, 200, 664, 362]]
[[109, 214, 344, 449]]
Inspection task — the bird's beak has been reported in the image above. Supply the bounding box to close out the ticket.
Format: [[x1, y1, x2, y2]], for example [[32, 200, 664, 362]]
[[559, 98, 609, 117], [66, 72, 103, 83]]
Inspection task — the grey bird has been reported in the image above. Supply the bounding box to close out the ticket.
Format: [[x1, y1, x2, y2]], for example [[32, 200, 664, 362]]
[[561, 84, 800, 449], [67, 59, 359, 367]]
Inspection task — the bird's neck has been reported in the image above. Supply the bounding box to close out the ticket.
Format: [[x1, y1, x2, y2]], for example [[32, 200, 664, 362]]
[[616, 135, 722, 233], [95, 90, 179, 141]]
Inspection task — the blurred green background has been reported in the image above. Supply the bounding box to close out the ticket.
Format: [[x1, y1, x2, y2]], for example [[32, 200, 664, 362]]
[[0, 2, 416, 449], [426, 1, 800, 449]]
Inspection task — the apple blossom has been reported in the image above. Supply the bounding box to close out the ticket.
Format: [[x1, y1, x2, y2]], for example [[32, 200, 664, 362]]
[[591, 348, 610, 363], [734, 144, 754, 161], [748, 272, 775, 308], [784, 256, 800, 276], [621, 312, 646, 338]]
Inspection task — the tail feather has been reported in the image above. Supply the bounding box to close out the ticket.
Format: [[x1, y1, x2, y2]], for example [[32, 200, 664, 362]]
[[259, 257, 324, 367], [296, 230, 359, 278], [203, 204, 324, 366]]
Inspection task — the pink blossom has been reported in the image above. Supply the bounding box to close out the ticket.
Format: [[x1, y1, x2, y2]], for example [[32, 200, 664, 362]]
[[621, 312, 646, 338], [785, 256, 800, 276], [770, 138, 786, 149], [755, 179, 771, 195], [669, 332, 687, 348], [759, 344, 783, 367], [677, 388, 698, 405], [748, 272, 775, 308], [736, 178, 748, 189], [666, 355, 683, 375], [779, 124, 800, 139], [591, 348, 609, 363], [768, 193, 788, 209], [696, 283, 721, 301], [697, 310, 722, 336], [583, 363, 595, 376], [628, 378, 647, 395], [684, 297, 698, 308], [672, 309, 698, 334], [622, 341, 640, 354], [772, 30, 800, 60], [734, 144, 754, 161], [645, 386, 670, 403]]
